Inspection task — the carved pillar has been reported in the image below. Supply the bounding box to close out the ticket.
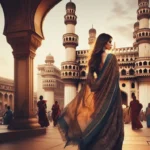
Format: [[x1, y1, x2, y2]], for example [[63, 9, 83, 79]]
[[6, 31, 42, 129]]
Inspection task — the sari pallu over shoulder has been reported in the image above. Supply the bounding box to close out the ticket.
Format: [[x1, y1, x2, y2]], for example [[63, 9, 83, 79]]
[[58, 53, 124, 149]]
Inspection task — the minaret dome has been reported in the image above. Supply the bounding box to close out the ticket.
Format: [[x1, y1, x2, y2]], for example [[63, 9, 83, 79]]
[[66, 0, 76, 10], [45, 53, 54, 64], [89, 27, 96, 34]]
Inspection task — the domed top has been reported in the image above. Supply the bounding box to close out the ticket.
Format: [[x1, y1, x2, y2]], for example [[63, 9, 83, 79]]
[[45, 53, 54, 64], [66, 0, 76, 10], [138, 0, 149, 4], [89, 26, 96, 34]]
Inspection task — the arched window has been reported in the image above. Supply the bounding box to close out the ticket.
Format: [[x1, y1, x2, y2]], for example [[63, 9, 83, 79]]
[[81, 71, 86, 77], [121, 69, 126, 75], [139, 62, 142, 66], [129, 69, 135, 75], [144, 69, 147, 73], [143, 61, 147, 65], [139, 69, 142, 73], [142, 32, 145, 36], [131, 83, 135, 88]]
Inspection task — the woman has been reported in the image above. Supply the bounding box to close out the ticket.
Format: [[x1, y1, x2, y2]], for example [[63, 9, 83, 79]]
[[58, 33, 124, 150], [129, 94, 143, 130], [37, 95, 49, 127], [52, 101, 61, 126], [3, 106, 13, 125], [146, 103, 150, 128]]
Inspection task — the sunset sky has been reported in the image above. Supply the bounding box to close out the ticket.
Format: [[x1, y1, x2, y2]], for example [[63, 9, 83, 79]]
[[0, 0, 138, 91]]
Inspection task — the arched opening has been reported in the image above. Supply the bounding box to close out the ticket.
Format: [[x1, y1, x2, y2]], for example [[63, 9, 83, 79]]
[[131, 82, 135, 88], [129, 69, 134, 75], [4, 93, 8, 106], [144, 69, 147, 73], [139, 69, 142, 73], [81, 71, 86, 77], [139, 62, 142, 66], [121, 91, 128, 106], [121, 69, 126, 75], [143, 61, 147, 65], [69, 65, 71, 69], [0, 6, 14, 80]]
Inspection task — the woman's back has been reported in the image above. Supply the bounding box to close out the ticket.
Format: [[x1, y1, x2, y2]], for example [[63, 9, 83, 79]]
[[99, 52, 108, 70], [58, 33, 124, 150]]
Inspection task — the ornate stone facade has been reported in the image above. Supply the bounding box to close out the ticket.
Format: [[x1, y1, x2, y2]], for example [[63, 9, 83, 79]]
[[37, 54, 64, 111], [60, 0, 150, 109], [0, 77, 14, 116], [37, 0, 150, 111]]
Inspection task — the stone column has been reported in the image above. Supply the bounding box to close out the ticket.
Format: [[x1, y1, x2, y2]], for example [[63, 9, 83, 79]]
[[6, 31, 42, 129]]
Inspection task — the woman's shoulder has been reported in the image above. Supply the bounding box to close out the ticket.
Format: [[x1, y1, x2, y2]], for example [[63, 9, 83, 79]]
[[107, 53, 117, 61], [108, 53, 116, 57]]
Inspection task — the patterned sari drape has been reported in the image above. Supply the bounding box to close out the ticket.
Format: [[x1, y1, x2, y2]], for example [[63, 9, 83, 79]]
[[58, 53, 124, 150]]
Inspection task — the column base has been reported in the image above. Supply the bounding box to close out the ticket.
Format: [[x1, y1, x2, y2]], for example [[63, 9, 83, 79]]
[[8, 118, 41, 130]]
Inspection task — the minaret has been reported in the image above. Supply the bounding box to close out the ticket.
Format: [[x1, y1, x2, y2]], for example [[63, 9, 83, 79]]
[[135, 0, 150, 109], [61, 1, 79, 106], [88, 25, 96, 49], [43, 54, 56, 111]]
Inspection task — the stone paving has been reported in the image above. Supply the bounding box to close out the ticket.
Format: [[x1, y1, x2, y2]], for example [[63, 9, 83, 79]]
[[0, 121, 150, 150]]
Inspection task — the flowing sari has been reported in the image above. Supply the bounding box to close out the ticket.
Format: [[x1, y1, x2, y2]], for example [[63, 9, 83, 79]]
[[130, 100, 143, 129], [58, 53, 124, 150], [37, 100, 49, 127], [52, 104, 61, 126]]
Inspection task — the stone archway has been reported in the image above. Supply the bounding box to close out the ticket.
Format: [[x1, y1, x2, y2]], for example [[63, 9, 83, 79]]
[[121, 91, 128, 106], [0, 0, 62, 130]]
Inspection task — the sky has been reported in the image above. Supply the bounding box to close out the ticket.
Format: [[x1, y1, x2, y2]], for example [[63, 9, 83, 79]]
[[0, 0, 138, 91]]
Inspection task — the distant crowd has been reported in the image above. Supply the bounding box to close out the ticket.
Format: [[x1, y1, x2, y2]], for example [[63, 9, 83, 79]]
[[0, 94, 150, 130], [122, 94, 150, 129], [0, 105, 13, 125]]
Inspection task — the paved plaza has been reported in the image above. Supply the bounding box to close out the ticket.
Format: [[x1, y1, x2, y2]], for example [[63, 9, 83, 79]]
[[0, 121, 150, 150]]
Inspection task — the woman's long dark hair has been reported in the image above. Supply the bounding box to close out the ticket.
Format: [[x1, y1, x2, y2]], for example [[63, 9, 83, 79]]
[[87, 33, 112, 87]]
